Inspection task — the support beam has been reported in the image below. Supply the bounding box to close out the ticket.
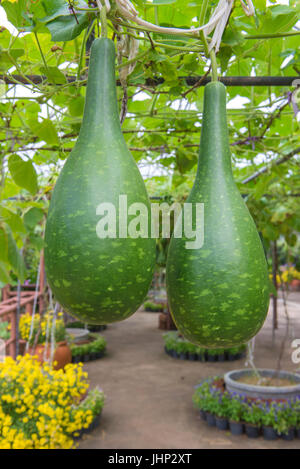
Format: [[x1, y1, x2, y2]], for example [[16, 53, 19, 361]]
[[1, 75, 299, 87]]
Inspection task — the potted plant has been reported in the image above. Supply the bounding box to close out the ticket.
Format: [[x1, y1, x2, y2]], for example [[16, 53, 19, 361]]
[[195, 346, 207, 362], [207, 348, 219, 362], [75, 386, 105, 435], [193, 380, 213, 422], [273, 402, 297, 441], [227, 396, 244, 435], [259, 403, 279, 440], [70, 334, 106, 362], [227, 346, 243, 361], [217, 348, 226, 362], [177, 339, 188, 360], [186, 342, 197, 361], [241, 401, 263, 438], [144, 301, 163, 312], [92, 334, 106, 359], [214, 392, 230, 430], [71, 345, 82, 364], [19, 312, 72, 370]]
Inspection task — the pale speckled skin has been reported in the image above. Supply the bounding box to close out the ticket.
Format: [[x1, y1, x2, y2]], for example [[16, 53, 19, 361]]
[[44, 39, 156, 324], [166, 82, 270, 348]]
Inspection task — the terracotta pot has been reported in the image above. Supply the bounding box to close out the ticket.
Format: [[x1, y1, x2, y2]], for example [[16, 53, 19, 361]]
[[290, 279, 300, 291], [28, 341, 72, 370]]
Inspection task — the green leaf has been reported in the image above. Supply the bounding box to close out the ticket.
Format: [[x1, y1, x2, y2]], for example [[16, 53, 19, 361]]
[[2, 0, 28, 29], [23, 207, 44, 231], [28, 233, 45, 251], [68, 96, 85, 117], [0, 48, 25, 71], [218, 46, 232, 73], [40, 0, 69, 23], [46, 13, 90, 42], [5, 226, 26, 283], [8, 155, 38, 195], [40, 66, 67, 84], [271, 5, 297, 18], [0, 226, 8, 263], [0, 261, 11, 285], [28, 118, 59, 145], [0, 208, 26, 234]]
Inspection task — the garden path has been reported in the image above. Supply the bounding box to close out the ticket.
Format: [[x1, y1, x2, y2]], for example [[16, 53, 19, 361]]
[[79, 292, 300, 449]]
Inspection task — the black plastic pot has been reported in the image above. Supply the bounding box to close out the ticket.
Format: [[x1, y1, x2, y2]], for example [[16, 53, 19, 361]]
[[215, 416, 228, 431], [206, 412, 216, 427], [83, 354, 90, 362], [90, 352, 97, 361], [207, 354, 217, 362], [199, 410, 207, 421], [280, 428, 295, 441], [96, 350, 104, 359], [72, 356, 81, 364], [199, 353, 207, 362], [262, 426, 278, 441], [189, 353, 197, 361], [245, 423, 260, 438], [218, 353, 225, 362], [229, 420, 244, 436], [93, 413, 102, 428], [297, 428, 300, 439], [179, 352, 187, 360], [227, 354, 236, 361]]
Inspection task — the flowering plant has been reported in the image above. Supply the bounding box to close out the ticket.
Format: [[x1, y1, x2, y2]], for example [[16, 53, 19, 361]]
[[281, 266, 300, 284], [193, 377, 300, 434], [20, 311, 66, 346], [0, 355, 104, 449]]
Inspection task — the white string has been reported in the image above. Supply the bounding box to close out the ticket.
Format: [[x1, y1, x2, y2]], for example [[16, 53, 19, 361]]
[[105, 0, 255, 52], [49, 303, 59, 366], [43, 304, 52, 362], [96, 0, 111, 13], [25, 260, 41, 353], [203, 0, 235, 52]]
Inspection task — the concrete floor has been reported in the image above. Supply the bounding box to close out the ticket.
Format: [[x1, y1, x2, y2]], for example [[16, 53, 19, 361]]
[[79, 292, 300, 449]]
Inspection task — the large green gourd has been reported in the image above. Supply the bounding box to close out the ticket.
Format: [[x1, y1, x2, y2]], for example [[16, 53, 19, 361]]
[[166, 81, 270, 348], [44, 38, 155, 324]]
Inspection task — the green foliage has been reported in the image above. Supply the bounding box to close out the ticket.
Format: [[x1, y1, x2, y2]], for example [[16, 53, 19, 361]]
[[163, 331, 246, 355], [70, 333, 107, 357], [193, 379, 300, 433], [78, 386, 105, 417], [0, 321, 10, 340], [144, 300, 163, 311]]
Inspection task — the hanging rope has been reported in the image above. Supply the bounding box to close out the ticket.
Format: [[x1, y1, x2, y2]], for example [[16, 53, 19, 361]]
[[25, 259, 41, 353], [109, 0, 255, 53], [49, 303, 59, 367], [43, 289, 52, 362], [245, 338, 261, 381]]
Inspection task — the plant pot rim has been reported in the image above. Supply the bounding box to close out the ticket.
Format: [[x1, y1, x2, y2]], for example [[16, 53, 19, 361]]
[[224, 368, 300, 399]]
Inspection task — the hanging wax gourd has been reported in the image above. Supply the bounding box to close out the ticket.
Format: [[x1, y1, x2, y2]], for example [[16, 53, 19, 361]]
[[166, 81, 270, 348], [44, 38, 156, 324]]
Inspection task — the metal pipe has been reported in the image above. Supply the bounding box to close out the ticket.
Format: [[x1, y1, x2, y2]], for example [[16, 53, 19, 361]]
[[1, 74, 299, 87]]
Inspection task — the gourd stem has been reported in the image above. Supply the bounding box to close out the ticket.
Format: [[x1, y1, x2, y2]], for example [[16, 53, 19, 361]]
[[100, 6, 108, 38], [210, 49, 218, 82]]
